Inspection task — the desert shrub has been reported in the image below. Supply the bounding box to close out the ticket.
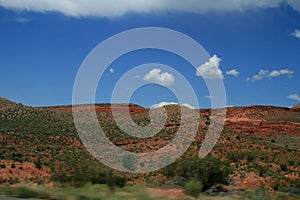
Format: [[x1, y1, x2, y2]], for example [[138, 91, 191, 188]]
[[242, 187, 272, 200], [258, 165, 268, 177], [12, 187, 37, 198], [184, 179, 203, 197], [77, 195, 101, 200], [0, 177, 6, 183], [11, 186, 50, 199], [280, 163, 288, 172], [288, 160, 295, 166], [51, 156, 126, 189], [276, 193, 289, 200], [244, 151, 257, 162], [92, 170, 126, 191], [287, 178, 300, 190], [163, 155, 230, 190], [0, 164, 6, 168], [113, 175, 127, 188], [8, 177, 20, 184], [11, 152, 23, 162], [227, 151, 258, 163], [227, 151, 244, 162], [164, 176, 187, 188], [34, 158, 43, 169]]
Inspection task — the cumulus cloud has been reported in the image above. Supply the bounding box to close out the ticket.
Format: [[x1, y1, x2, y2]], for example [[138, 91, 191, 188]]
[[279, 69, 294, 76], [1, 0, 300, 18], [252, 69, 294, 81], [144, 68, 175, 86], [226, 69, 239, 77], [292, 29, 300, 38], [151, 102, 195, 109], [253, 70, 269, 80], [268, 70, 281, 77], [196, 55, 224, 79], [288, 94, 300, 101]]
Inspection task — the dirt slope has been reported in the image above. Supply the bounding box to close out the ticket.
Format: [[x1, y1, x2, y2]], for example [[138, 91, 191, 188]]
[[223, 106, 300, 137]]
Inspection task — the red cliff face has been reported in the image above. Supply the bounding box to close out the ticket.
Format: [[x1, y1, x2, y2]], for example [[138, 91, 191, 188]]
[[46, 104, 300, 137], [222, 106, 300, 137], [45, 104, 148, 114]]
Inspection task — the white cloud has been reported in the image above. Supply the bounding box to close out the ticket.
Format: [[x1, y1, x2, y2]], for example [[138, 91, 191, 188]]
[[226, 69, 240, 77], [268, 70, 281, 77], [252, 69, 294, 81], [204, 95, 217, 99], [253, 69, 269, 80], [268, 69, 294, 78], [151, 102, 195, 109], [292, 29, 300, 38], [288, 94, 300, 101], [279, 69, 294, 76], [144, 68, 175, 86], [109, 68, 114, 73], [196, 55, 224, 79], [1, 0, 300, 18], [226, 105, 235, 108]]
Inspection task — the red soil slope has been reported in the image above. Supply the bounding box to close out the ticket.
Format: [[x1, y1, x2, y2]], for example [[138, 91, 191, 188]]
[[46, 104, 300, 138], [44, 104, 148, 114]]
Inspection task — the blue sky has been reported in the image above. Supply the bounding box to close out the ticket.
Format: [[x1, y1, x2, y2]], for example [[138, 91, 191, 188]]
[[0, 1, 300, 108]]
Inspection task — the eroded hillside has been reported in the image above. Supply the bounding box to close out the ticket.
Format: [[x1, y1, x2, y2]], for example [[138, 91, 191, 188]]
[[0, 98, 299, 192]]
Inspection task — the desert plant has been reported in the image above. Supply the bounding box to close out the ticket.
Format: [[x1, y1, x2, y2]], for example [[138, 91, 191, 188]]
[[163, 155, 230, 190], [184, 179, 203, 197], [242, 187, 272, 200], [280, 163, 288, 172], [34, 158, 43, 169]]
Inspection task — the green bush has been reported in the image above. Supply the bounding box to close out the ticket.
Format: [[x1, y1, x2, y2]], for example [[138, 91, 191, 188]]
[[227, 151, 244, 162], [163, 155, 230, 190], [9, 177, 20, 184], [164, 176, 187, 187], [77, 195, 93, 200], [242, 187, 272, 200], [13, 186, 50, 199], [92, 170, 126, 191], [34, 158, 43, 169], [184, 180, 203, 197], [51, 157, 127, 189], [0, 177, 6, 183], [280, 163, 288, 172]]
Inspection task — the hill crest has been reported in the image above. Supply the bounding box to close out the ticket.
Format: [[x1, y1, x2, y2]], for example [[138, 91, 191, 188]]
[[0, 97, 19, 111]]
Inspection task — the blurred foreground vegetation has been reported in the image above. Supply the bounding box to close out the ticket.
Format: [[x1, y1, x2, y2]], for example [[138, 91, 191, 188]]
[[1, 184, 300, 200]]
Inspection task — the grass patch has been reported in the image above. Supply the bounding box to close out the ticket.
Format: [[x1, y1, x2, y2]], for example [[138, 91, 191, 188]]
[[0, 185, 300, 200]]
